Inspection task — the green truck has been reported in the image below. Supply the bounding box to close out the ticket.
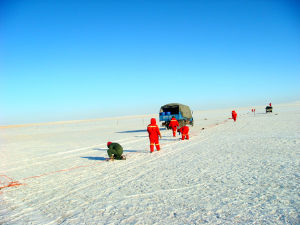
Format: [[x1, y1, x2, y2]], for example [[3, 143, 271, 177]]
[[159, 103, 194, 129]]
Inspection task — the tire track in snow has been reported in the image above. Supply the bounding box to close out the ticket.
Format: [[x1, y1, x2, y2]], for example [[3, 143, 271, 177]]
[[1, 145, 149, 222], [1, 119, 237, 223], [1, 136, 145, 174], [2, 118, 233, 196], [1, 128, 208, 221], [3, 118, 231, 198]]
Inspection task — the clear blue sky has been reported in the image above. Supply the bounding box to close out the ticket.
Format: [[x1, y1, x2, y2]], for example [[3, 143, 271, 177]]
[[1, 0, 299, 125]]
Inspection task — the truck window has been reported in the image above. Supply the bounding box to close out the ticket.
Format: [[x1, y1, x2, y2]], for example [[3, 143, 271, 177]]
[[163, 106, 179, 115]]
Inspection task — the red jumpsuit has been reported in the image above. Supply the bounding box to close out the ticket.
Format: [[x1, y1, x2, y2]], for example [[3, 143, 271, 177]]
[[169, 117, 179, 137], [147, 118, 161, 152], [178, 126, 189, 140], [232, 110, 237, 122]]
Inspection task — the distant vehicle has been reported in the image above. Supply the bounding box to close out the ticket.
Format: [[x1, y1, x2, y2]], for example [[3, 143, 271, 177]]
[[159, 103, 193, 129], [266, 106, 273, 113]]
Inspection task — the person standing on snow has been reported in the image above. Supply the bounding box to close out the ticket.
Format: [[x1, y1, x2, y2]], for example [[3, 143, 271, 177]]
[[147, 118, 162, 153], [169, 116, 179, 137], [106, 142, 126, 161], [178, 125, 189, 140], [232, 110, 237, 122]]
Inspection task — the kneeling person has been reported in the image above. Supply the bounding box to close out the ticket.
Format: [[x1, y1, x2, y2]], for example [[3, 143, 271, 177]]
[[107, 142, 126, 160]]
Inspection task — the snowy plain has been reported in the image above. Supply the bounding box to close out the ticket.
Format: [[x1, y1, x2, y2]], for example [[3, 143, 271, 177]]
[[0, 102, 299, 224]]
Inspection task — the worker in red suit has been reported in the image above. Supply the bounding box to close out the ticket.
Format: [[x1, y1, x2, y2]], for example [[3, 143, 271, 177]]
[[169, 116, 179, 137], [269, 102, 272, 107], [232, 110, 237, 122], [178, 125, 189, 140], [147, 118, 162, 153]]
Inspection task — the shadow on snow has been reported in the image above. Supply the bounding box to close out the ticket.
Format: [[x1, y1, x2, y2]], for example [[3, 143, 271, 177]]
[[93, 148, 141, 153], [116, 128, 167, 134], [116, 129, 147, 133], [81, 156, 107, 161]]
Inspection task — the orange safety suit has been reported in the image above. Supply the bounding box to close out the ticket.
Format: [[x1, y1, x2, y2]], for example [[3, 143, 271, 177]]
[[147, 118, 161, 152], [178, 126, 189, 140], [169, 117, 179, 137], [232, 110, 237, 122]]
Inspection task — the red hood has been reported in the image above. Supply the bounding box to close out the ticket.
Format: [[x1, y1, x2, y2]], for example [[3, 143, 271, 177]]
[[150, 118, 156, 125]]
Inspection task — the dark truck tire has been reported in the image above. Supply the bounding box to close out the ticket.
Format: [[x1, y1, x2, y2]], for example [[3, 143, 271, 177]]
[[163, 122, 171, 129]]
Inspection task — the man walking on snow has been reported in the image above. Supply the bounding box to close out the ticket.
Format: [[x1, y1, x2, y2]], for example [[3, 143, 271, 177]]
[[169, 116, 179, 137], [147, 118, 162, 153]]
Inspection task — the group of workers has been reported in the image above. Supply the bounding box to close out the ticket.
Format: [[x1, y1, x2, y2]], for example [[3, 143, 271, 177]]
[[147, 116, 190, 153], [107, 110, 239, 160], [106, 116, 190, 160]]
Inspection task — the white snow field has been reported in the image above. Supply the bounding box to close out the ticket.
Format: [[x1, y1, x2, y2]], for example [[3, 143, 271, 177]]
[[0, 102, 299, 224]]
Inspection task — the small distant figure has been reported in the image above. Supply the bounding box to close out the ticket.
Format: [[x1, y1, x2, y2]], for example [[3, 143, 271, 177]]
[[266, 103, 273, 113], [147, 118, 162, 153], [169, 116, 179, 137], [106, 142, 126, 161], [178, 125, 189, 140], [232, 110, 237, 122]]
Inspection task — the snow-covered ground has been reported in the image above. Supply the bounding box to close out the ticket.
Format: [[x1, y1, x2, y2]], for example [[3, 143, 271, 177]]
[[1, 102, 299, 224]]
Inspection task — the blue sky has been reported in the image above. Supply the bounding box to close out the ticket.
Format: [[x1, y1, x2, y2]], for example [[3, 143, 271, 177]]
[[1, 0, 299, 125]]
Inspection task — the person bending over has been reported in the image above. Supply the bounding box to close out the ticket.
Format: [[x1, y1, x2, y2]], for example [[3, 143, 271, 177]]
[[107, 142, 126, 160]]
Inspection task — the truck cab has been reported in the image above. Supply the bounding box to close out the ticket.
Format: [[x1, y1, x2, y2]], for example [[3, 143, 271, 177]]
[[266, 106, 273, 113]]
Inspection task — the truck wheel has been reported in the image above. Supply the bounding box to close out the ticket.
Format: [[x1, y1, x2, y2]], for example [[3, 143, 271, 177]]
[[165, 122, 170, 129]]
